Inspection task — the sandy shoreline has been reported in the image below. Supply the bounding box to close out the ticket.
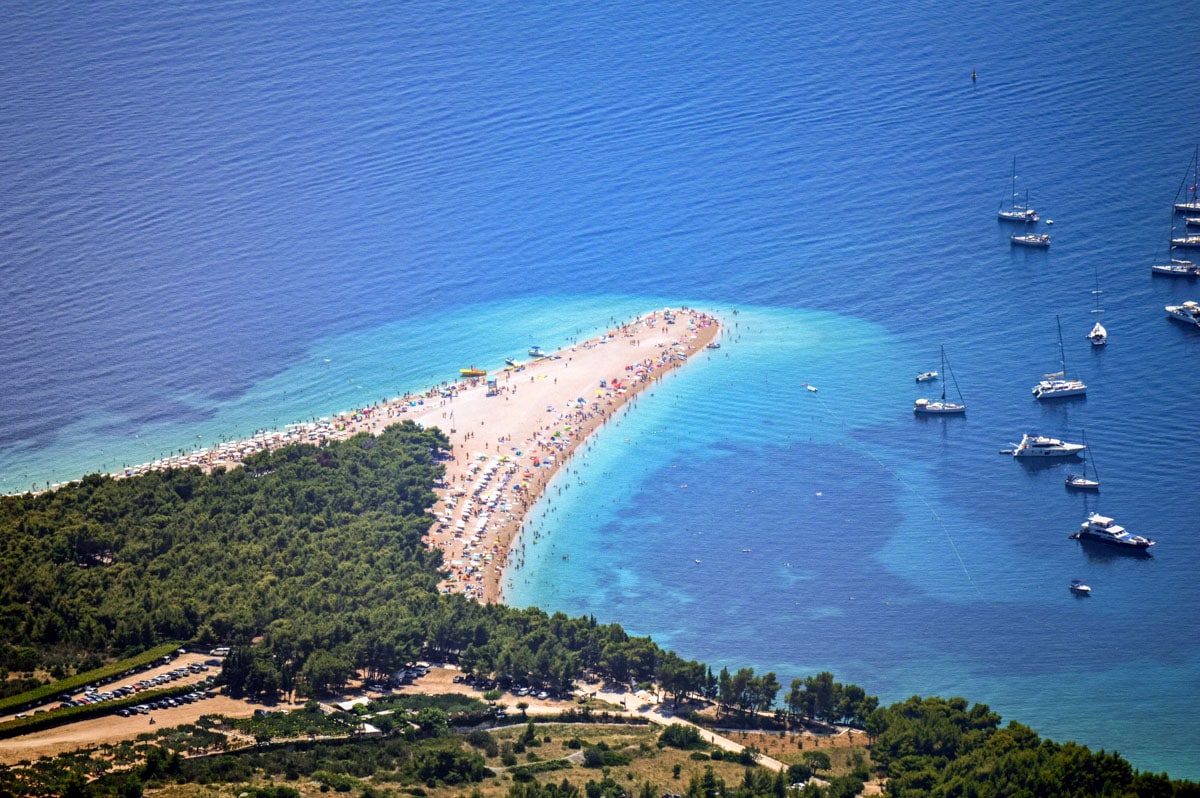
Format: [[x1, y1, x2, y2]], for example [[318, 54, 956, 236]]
[[96, 307, 720, 603], [409, 307, 720, 602]]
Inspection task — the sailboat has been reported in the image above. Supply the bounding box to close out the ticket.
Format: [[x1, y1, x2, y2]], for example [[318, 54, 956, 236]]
[[914, 346, 965, 414], [1065, 431, 1100, 490], [1086, 268, 1107, 346], [1010, 192, 1050, 247], [1170, 231, 1200, 248], [998, 157, 1039, 223], [1152, 178, 1200, 276], [1174, 145, 1200, 214], [1032, 315, 1086, 399], [1150, 211, 1200, 277]]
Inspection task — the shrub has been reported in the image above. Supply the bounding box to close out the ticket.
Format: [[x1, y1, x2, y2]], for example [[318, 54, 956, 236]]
[[787, 763, 812, 783], [658, 724, 704, 750]]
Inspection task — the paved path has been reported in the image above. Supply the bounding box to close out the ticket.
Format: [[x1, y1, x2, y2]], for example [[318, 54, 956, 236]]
[[589, 687, 787, 773]]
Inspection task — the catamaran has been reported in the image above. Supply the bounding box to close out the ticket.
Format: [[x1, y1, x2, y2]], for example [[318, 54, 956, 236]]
[[1032, 316, 1086, 399]]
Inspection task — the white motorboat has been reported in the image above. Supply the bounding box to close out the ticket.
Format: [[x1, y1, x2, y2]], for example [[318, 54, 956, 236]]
[[1008, 433, 1086, 458], [997, 157, 1039, 223], [1071, 513, 1155, 551], [915, 370, 938, 383], [914, 346, 965, 415], [1069, 579, 1092, 595], [1165, 300, 1200, 327], [1170, 233, 1200, 248], [1033, 316, 1086, 399], [1086, 321, 1107, 346]]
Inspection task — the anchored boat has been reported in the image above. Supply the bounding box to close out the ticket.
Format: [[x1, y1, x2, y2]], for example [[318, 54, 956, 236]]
[[1008, 433, 1086, 458], [1033, 316, 1086, 399], [1065, 431, 1099, 490], [1165, 300, 1200, 327], [1071, 513, 1155, 551], [914, 346, 965, 415], [997, 157, 1040, 223]]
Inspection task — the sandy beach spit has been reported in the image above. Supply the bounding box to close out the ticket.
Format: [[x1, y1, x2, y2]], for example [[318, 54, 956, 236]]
[[103, 308, 719, 604], [409, 308, 720, 602]]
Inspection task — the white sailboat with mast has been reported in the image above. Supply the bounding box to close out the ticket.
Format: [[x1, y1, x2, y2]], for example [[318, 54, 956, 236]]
[[1033, 315, 1086, 399], [1065, 430, 1100, 490], [1155, 147, 1200, 275], [1150, 210, 1200, 277], [914, 346, 965, 415], [1010, 190, 1050, 247], [1087, 268, 1107, 346], [998, 157, 1039, 223], [1174, 145, 1200, 214]]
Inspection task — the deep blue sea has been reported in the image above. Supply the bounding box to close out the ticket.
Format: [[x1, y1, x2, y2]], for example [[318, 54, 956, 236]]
[[3, 0, 1199, 778]]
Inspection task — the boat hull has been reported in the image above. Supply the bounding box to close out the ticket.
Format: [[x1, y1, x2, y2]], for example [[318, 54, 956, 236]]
[[1032, 380, 1087, 399], [1073, 530, 1154, 550], [1014, 448, 1083, 458], [1011, 234, 1051, 248], [1151, 260, 1200, 277], [913, 401, 965, 415]]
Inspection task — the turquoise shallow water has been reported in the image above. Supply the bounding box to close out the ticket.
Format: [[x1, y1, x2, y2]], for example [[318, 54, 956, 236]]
[[505, 306, 1200, 775], [3, 0, 1200, 777]]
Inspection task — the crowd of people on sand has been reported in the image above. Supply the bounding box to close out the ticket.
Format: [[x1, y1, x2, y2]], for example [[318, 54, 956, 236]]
[[98, 307, 719, 605], [424, 308, 719, 602]]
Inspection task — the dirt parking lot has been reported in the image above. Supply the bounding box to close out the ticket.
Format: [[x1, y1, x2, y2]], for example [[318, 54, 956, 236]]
[[0, 653, 305, 765]]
